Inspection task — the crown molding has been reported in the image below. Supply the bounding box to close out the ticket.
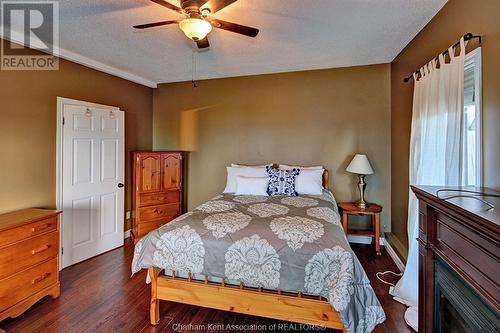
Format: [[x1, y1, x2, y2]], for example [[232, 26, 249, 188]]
[[56, 46, 157, 88], [1, 29, 157, 88]]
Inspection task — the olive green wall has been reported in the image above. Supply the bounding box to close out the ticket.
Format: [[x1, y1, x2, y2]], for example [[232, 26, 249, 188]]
[[0, 41, 153, 231], [153, 64, 392, 232], [390, 0, 500, 252]]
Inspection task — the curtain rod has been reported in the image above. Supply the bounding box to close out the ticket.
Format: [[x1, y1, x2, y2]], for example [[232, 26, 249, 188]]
[[403, 32, 482, 83]]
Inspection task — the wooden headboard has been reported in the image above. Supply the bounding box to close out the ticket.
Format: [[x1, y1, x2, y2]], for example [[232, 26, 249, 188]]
[[323, 169, 329, 190]]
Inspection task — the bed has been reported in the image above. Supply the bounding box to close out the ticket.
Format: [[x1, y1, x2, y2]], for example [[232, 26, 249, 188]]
[[131, 170, 385, 333]]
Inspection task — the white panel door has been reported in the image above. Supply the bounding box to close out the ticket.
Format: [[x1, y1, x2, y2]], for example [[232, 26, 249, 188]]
[[61, 103, 124, 268]]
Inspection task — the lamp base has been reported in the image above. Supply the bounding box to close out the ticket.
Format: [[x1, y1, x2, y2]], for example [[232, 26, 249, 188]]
[[356, 175, 368, 209], [356, 201, 368, 209]]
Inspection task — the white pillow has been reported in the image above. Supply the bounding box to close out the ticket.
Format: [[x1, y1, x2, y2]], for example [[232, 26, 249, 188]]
[[279, 164, 323, 170], [295, 169, 324, 195], [279, 166, 324, 195], [224, 166, 269, 193], [235, 176, 269, 196]]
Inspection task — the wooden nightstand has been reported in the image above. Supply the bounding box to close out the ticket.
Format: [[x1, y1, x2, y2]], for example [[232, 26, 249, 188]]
[[338, 202, 382, 255]]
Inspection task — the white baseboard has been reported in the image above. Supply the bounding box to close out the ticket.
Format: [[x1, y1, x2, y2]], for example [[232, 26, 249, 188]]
[[384, 238, 405, 272], [347, 235, 385, 245], [348, 235, 405, 272], [124, 229, 131, 239]]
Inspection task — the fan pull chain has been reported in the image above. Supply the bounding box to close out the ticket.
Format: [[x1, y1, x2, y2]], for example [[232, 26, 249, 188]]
[[191, 50, 198, 88]]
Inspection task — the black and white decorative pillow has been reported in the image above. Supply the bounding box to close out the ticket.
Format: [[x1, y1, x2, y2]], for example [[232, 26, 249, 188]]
[[266, 166, 300, 196]]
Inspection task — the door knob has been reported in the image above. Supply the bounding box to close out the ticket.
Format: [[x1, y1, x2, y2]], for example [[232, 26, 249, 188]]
[[118, 183, 124, 188]]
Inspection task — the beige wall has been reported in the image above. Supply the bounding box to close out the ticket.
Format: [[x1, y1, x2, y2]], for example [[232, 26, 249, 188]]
[[391, 0, 500, 250], [153, 64, 392, 232], [0, 42, 153, 231]]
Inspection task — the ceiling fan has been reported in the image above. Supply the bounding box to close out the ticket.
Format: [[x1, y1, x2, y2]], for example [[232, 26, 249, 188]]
[[133, 0, 259, 49]]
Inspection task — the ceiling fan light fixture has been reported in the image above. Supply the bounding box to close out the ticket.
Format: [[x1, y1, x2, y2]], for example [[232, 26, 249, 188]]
[[179, 18, 212, 41]]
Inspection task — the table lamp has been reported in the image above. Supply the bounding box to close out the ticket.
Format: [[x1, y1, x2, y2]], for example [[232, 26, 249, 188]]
[[346, 154, 374, 208]]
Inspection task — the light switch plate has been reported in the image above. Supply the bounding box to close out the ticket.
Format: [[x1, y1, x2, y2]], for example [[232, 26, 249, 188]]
[[125, 211, 131, 220]]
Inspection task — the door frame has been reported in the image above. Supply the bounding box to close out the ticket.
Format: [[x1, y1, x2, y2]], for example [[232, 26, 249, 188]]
[[56, 97, 122, 270]]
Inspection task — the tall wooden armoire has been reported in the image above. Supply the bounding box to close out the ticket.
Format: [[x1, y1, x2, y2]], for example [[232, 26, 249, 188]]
[[131, 151, 183, 243]]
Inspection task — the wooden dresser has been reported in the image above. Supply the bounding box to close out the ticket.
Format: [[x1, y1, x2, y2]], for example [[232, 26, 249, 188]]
[[0, 209, 61, 321], [131, 151, 183, 243], [412, 186, 500, 332]]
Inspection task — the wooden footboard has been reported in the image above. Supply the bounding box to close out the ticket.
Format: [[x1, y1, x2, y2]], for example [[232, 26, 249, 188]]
[[148, 268, 346, 332]]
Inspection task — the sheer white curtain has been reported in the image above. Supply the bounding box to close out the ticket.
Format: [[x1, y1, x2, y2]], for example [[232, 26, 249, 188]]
[[390, 37, 466, 331]]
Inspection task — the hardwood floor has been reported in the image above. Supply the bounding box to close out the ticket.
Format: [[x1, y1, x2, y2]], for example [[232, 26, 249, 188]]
[[1, 239, 413, 333]]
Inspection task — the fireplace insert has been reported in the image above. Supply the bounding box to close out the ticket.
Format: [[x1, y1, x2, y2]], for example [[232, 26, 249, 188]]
[[434, 257, 499, 332]]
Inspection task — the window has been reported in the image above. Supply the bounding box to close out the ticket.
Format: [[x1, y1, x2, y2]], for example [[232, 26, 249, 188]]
[[461, 48, 482, 186]]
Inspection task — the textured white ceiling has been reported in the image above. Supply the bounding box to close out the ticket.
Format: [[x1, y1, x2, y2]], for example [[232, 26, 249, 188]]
[[56, 0, 446, 86]]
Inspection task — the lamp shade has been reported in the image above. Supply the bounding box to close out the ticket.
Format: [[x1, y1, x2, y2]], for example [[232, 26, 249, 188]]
[[179, 18, 212, 41], [346, 154, 374, 175]]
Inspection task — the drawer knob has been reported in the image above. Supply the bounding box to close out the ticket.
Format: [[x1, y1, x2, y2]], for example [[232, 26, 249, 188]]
[[31, 245, 50, 255], [31, 272, 50, 284]]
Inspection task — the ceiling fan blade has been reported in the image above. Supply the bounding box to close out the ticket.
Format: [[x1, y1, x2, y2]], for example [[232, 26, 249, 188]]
[[150, 0, 184, 14], [196, 37, 210, 48], [211, 19, 259, 37], [201, 0, 238, 13], [133, 20, 178, 29]]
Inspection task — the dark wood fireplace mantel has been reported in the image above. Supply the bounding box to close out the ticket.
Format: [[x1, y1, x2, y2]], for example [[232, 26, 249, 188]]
[[411, 185, 500, 333]]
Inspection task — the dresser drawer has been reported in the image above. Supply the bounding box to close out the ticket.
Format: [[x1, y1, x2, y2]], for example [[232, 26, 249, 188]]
[[139, 191, 180, 207], [137, 221, 165, 237], [136, 216, 177, 238], [0, 217, 57, 248], [0, 231, 58, 279], [0, 257, 57, 310], [138, 203, 180, 221]]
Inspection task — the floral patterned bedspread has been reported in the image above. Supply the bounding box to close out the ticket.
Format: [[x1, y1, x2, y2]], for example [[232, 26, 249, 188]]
[[131, 191, 385, 333]]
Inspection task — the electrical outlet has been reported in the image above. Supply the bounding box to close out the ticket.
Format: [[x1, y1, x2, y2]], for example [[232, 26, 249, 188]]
[[125, 211, 131, 220]]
